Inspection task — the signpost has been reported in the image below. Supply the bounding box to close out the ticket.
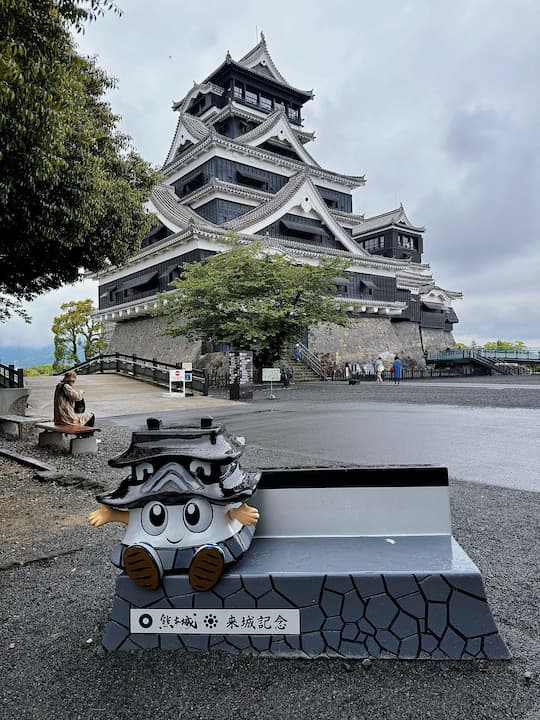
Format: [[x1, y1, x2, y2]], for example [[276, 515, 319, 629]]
[[262, 367, 281, 399], [163, 368, 185, 397]]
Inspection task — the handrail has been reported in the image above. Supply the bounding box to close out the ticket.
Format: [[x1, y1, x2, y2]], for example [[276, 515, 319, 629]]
[[427, 348, 540, 362], [292, 342, 326, 379], [425, 349, 529, 375], [0, 362, 24, 389], [57, 353, 209, 396]]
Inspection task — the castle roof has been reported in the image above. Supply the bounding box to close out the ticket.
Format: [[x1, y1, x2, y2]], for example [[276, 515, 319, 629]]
[[209, 102, 315, 143], [204, 33, 314, 100], [353, 205, 425, 236], [165, 108, 319, 169], [162, 130, 365, 188]]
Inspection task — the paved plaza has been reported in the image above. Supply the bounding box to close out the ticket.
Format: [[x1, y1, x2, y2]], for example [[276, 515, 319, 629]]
[[0, 375, 538, 719]]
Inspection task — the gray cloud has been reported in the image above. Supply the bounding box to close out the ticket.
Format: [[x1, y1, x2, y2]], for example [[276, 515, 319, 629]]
[[3, 0, 539, 347]]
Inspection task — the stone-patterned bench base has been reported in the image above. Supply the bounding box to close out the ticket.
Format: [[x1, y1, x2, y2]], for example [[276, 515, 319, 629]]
[[101, 536, 510, 660]]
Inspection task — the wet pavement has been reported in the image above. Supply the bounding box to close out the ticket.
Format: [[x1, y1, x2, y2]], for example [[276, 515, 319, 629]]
[[103, 378, 540, 493]]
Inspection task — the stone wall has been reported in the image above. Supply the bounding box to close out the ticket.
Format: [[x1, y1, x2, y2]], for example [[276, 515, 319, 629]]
[[392, 321, 426, 365], [107, 316, 202, 365], [107, 315, 454, 372], [309, 318, 427, 370], [421, 328, 457, 354]]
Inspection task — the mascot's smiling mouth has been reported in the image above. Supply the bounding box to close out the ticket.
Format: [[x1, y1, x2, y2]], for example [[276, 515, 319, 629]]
[[165, 534, 185, 544]]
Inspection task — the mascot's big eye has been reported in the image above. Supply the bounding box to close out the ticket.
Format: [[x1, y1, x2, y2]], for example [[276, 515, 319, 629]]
[[183, 498, 213, 533], [141, 502, 168, 535]]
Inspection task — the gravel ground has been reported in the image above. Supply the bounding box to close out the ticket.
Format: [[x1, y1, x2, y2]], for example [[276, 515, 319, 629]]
[[0, 382, 539, 720]]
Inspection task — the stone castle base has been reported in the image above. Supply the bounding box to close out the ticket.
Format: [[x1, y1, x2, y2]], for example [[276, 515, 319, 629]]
[[105, 315, 456, 372]]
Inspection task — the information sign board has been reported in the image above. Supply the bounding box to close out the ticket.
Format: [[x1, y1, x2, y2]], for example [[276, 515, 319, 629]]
[[262, 368, 281, 382]]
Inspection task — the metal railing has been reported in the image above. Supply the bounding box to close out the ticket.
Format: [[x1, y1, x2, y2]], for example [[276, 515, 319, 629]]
[[428, 348, 540, 362], [426, 349, 537, 374], [58, 353, 209, 396], [330, 367, 462, 382], [291, 341, 326, 379], [0, 362, 24, 389]]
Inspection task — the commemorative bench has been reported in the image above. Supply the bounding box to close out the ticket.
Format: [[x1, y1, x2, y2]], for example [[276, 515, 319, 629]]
[[0, 415, 48, 441], [36, 422, 101, 455], [95, 418, 509, 660]]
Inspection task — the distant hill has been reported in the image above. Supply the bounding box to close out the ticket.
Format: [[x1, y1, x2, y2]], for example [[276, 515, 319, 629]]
[[0, 345, 54, 369]]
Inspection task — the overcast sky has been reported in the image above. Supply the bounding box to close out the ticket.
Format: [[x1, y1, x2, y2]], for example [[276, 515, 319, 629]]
[[2, 0, 539, 350]]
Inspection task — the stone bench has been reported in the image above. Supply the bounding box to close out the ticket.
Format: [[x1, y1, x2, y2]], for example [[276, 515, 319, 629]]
[[101, 465, 509, 660], [36, 422, 102, 455], [0, 415, 48, 441]]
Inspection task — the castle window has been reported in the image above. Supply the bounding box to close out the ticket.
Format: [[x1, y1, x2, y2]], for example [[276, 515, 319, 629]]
[[398, 234, 418, 249], [233, 82, 243, 100], [260, 94, 272, 111], [245, 86, 258, 105], [323, 197, 339, 209], [236, 169, 268, 191], [362, 236, 385, 251], [334, 278, 350, 296], [360, 279, 377, 296], [182, 172, 204, 195], [287, 105, 300, 122]]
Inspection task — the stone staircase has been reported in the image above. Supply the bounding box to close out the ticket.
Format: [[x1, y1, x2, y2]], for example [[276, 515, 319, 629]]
[[289, 360, 322, 382]]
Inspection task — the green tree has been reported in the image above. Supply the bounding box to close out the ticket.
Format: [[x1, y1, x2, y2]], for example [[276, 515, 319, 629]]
[[0, 293, 30, 323], [483, 340, 528, 352], [52, 299, 106, 372], [153, 239, 351, 366], [0, 0, 160, 317]]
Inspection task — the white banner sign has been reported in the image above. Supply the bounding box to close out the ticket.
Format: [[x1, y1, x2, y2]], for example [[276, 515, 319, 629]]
[[169, 369, 185, 382], [131, 608, 300, 635], [262, 367, 281, 382]]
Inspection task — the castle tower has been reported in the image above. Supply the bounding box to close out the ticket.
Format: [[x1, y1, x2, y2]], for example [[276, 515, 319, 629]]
[[94, 34, 461, 365]]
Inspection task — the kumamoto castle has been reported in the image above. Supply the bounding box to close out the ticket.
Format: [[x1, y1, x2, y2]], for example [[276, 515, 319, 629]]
[[93, 34, 461, 371]]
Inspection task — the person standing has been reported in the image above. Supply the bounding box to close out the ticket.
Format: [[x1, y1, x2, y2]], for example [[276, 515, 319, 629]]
[[375, 357, 384, 383], [54, 370, 95, 426], [392, 356, 402, 385]]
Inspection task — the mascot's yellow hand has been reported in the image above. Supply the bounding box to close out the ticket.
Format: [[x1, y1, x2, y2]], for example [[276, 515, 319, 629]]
[[88, 505, 112, 527], [228, 503, 259, 526]]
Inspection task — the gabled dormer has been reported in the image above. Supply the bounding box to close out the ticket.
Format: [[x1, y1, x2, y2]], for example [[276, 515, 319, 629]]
[[352, 205, 425, 263], [235, 110, 319, 165], [223, 172, 367, 256], [164, 113, 210, 166]]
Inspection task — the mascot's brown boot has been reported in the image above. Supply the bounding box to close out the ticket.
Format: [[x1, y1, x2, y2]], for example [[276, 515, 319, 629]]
[[188, 545, 225, 592], [124, 544, 162, 590]]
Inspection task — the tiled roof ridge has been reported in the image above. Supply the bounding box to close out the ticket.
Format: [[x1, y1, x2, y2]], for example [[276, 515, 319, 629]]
[[353, 205, 425, 235], [235, 32, 314, 98], [222, 171, 308, 230], [151, 184, 219, 232], [162, 133, 365, 188], [172, 81, 225, 112], [233, 109, 320, 167], [208, 101, 315, 142]]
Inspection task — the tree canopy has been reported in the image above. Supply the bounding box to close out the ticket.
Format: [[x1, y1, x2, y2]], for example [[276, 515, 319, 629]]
[[482, 340, 528, 352], [153, 239, 352, 366], [0, 0, 160, 318], [52, 298, 106, 372]]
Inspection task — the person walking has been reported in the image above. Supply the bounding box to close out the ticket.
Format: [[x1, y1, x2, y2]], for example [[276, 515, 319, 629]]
[[54, 370, 95, 426], [375, 357, 384, 383], [392, 355, 402, 385]]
